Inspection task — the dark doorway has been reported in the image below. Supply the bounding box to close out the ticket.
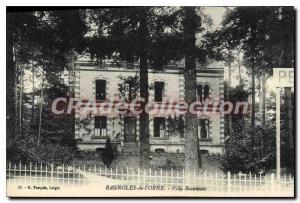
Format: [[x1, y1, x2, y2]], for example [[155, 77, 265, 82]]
[[124, 117, 137, 142]]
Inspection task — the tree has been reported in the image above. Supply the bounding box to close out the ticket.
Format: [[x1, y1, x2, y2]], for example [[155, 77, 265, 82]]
[[6, 11, 39, 147], [259, 7, 295, 125], [88, 7, 187, 169], [6, 9, 87, 163], [221, 7, 264, 128], [221, 7, 294, 128], [182, 7, 202, 172], [219, 7, 295, 173]]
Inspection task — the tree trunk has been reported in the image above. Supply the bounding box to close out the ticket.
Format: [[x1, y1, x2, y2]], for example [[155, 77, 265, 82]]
[[251, 62, 255, 128], [258, 76, 262, 121], [38, 72, 44, 145], [237, 50, 243, 86], [19, 65, 24, 135], [6, 15, 17, 147], [227, 61, 232, 136], [261, 73, 266, 125], [138, 10, 150, 169], [183, 7, 201, 173], [31, 66, 35, 125]]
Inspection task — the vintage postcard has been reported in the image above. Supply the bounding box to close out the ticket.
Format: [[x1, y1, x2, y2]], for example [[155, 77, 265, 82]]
[[6, 6, 295, 197]]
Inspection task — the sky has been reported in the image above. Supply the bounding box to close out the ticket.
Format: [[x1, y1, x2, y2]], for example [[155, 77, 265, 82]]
[[203, 7, 227, 30]]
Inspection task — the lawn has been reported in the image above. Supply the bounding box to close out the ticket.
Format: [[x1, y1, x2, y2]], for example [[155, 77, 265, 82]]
[[71, 151, 222, 172]]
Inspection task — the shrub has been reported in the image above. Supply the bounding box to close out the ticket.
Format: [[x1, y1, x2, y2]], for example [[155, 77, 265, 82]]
[[7, 135, 76, 165], [101, 137, 116, 167], [221, 121, 275, 174]]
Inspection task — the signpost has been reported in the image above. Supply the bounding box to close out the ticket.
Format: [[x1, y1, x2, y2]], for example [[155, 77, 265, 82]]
[[273, 68, 294, 180]]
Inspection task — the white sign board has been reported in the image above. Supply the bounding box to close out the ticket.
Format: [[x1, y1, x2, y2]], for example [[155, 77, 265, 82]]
[[273, 68, 294, 87]]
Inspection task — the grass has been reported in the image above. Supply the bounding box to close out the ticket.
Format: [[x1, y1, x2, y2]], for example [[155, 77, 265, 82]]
[[71, 151, 222, 172]]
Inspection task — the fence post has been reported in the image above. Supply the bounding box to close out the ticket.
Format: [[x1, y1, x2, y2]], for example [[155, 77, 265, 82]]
[[215, 171, 218, 191], [249, 172, 252, 192], [45, 165, 48, 185], [24, 164, 27, 185], [40, 162, 43, 185], [14, 164, 17, 184], [83, 165, 86, 185], [204, 170, 207, 189], [144, 169, 146, 187], [29, 163, 32, 185], [171, 168, 173, 188], [121, 167, 123, 181], [271, 173, 275, 192], [160, 168, 163, 186], [182, 169, 185, 189], [73, 163, 76, 184], [33, 163, 36, 185], [78, 166, 81, 185], [19, 162, 22, 185], [193, 169, 196, 187], [149, 168, 152, 186], [8, 162, 11, 182], [227, 171, 231, 194], [155, 170, 157, 185], [238, 172, 242, 193], [137, 168, 140, 185], [221, 171, 224, 193], [67, 165, 69, 186], [116, 167, 118, 180], [254, 174, 257, 191], [165, 170, 168, 187], [51, 164, 54, 184], [62, 164, 65, 186]]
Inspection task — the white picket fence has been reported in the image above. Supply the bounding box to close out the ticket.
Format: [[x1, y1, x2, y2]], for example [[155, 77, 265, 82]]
[[6, 162, 294, 195]]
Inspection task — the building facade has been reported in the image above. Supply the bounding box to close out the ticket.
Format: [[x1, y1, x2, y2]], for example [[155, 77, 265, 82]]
[[74, 60, 225, 154]]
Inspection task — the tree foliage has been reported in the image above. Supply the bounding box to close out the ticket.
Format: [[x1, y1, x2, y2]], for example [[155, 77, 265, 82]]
[[7, 9, 88, 163]]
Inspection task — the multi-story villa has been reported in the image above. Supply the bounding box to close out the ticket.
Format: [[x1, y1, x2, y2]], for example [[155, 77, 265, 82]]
[[73, 59, 225, 154]]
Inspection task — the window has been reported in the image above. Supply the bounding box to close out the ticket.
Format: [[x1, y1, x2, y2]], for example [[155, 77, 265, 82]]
[[154, 117, 165, 138], [198, 119, 209, 139], [154, 82, 164, 102], [204, 84, 209, 100], [95, 116, 107, 137], [124, 81, 136, 102], [96, 80, 106, 101], [197, 84, 209, 102], [197, 84, 203, 102]]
